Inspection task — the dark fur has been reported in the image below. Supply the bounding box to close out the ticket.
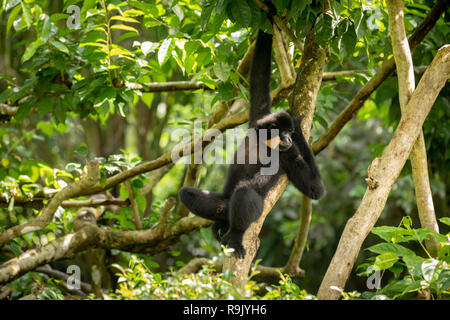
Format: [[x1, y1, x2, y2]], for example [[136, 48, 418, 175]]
[[179, 30, 324, 258]]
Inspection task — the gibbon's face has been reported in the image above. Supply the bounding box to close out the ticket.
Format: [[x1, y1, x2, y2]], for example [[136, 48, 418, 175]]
[[256, 112, 294, 151]]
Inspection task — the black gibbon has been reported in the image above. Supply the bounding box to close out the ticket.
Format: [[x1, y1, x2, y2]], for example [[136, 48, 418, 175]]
[[179, 30, 324, 258]]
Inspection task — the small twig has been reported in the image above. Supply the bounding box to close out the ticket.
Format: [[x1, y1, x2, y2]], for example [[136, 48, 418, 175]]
[[273, 24, 295, 84], [36, 265, 92, 295], [156, 197, 176, 236], [124, 180, 142, 230]]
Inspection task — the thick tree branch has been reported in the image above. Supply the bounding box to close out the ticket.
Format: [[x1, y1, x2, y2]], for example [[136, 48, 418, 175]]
[[317, 44, 450, 300], [0, 196, 129, 209], [387, 0, 440, 256], [0, 209, 211, 284]]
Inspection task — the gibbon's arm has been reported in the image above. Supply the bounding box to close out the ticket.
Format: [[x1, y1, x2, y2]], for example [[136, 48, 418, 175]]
[[249, 30, 273, 128], [280, 118, 325, 200]]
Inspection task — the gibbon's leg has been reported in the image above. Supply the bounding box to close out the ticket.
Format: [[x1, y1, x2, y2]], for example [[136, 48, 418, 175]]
[[178, 187, 228, 221], [221, 187, 264, 258]]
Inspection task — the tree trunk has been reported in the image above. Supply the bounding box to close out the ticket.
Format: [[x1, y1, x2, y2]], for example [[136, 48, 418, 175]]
[[317, 45, 450, 300]]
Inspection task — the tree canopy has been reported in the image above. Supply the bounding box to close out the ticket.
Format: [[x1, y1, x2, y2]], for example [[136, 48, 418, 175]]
[[0, 0, 449, 301]]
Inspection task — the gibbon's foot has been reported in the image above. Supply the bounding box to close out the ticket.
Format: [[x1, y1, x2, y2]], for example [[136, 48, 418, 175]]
[[221, 231, 246, 259], [211, 221, 228, 241]]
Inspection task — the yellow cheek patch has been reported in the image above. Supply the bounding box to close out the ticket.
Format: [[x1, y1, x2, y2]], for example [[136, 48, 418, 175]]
[[265, 136, 281, 149]]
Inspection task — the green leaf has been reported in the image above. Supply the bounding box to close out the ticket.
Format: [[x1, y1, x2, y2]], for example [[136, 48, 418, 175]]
[[21, 2, 32, 28], [15, 98, 35, 122], [371, 225, 411, 243], [337, 20, 357, 60], [314, 13, 334, 48], [37, 121, 54, 136], [374, 252, 399, 271], [314, 113, 328, 130], [50, 40, 69, 54], [437, 269, 450, 291], [230, 0, 251, 27], [353, 8, 366, 40], [141, 93, 154, 107], [119, 183, 129, 200], [201, 2, 214, 29], [37, 96, 52, 116], [111, 24, 139, 33], [5, 0, 21, 11], [438, 245, 450, 263], [50, 13, 69, 22], [135, 194, 146, 213], [110, 47, 133, 56], [0, 88, 13, 104], [367, 243, 415, 258], [100, 86, 116, 100], [158, 38, 173, 66], [110, 16, 139, 23], [196, 47, 211, 66], [421, 259, 438, 282], [380, 278, 417, 296], [79, 42, 108, 49], [213, 62, 231, 82], [53, 98, 66, 123], [439, 217, 450, 226], [76, 145, 89, 157], [40, 15, 51, 43], [65, 163, 80, 173], [403, 255, 425, 278], [6, 5, 21, 36], [22, 39, 44, 63], [140, 41, 158, 55], [389, 262, 404, 275], [131, 179, 143, 189]]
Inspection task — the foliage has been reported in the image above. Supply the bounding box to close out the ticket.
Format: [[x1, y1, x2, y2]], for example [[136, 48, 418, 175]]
[[7, 272, 65, 300], [107, 256, 314, 300], [354, 217, 450, 300], [0, 0, 448, 300]]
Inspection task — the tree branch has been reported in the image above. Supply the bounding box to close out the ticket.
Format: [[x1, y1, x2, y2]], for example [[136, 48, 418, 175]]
[[284, 195, 312, 275], [317, 44, 450, 300], [387, 0, 440, 256], [36, 265, 92, 294], [0, 209, 211, 284], [124, 180, 142, 230], [126, 81, 212, 92]]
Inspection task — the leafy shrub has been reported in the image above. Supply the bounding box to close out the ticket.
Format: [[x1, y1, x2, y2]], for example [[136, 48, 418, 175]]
[[354, 217, 450, 300], [105, 256, 314, 300]]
